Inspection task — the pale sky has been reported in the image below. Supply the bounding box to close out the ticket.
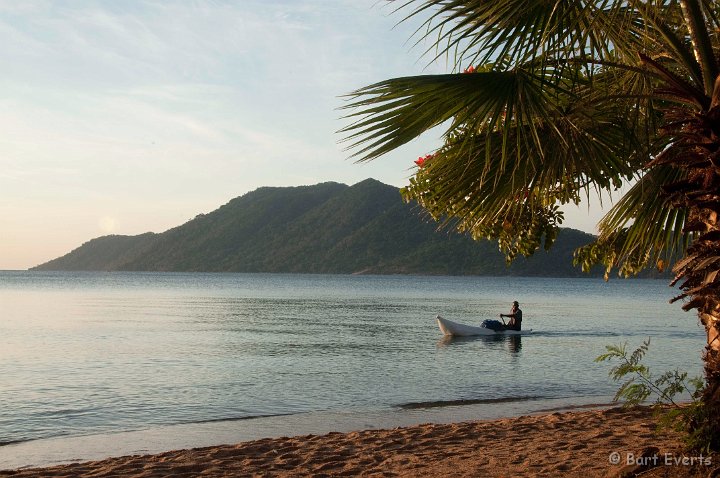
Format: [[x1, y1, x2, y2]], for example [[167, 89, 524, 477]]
[[1, 0, 604, 270]]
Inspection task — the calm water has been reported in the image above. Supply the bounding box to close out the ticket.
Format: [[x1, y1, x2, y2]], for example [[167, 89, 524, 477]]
[[0, 271, 706, 468]]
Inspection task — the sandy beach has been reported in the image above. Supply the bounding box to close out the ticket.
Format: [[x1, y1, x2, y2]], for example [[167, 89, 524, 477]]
[[1, 406, 713, 478]]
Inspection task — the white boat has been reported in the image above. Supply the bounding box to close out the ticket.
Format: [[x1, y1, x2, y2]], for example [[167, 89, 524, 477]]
[[436, 315, 532, 337]]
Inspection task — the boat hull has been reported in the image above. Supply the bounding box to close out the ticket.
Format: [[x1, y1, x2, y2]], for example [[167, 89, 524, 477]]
[[436, 315, 531, 337]]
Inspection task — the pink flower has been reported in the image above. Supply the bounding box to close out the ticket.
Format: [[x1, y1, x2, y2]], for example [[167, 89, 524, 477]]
[[463, 65, 476, 74]]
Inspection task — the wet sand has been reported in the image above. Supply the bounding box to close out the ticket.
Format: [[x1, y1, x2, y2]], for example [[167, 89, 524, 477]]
[[0, 406, 712, 477]]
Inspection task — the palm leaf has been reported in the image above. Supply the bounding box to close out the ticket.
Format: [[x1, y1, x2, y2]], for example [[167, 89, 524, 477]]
[[577, 165, 692, 276], [393, 0, 645, 70], [341, 63, 648, 174]]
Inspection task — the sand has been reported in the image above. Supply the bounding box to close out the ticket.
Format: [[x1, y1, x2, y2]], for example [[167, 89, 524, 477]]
[[0, 406, 714, 478]]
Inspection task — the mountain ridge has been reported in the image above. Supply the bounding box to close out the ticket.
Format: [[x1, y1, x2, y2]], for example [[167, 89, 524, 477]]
[[33, 179, 604, 276]]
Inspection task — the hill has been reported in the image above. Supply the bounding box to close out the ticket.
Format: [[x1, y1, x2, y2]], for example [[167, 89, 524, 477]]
[[33, 179, 602, 276]]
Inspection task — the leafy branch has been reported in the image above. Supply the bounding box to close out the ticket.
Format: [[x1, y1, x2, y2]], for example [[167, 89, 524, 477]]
[[596, 339, 716, 452], [596, 338, 700, 406]]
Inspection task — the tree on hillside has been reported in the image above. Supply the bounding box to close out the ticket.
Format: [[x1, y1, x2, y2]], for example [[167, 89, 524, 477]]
[[341, 0, 720, 448]]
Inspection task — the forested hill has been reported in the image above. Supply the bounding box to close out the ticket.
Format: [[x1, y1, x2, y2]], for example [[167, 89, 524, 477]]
[[33, 179, 603, 276]]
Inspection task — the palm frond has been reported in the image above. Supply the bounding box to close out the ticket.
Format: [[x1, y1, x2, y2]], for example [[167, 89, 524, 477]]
[[629, 0, 704, 89], [677, 0, 719, 94], [576, 165, 691, 276], [393, 0, 645, 70], [340, 70, 517, 161], [340, 63, 650, 174]]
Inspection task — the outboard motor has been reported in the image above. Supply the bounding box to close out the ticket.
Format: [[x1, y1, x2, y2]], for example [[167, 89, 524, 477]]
[[481, 319, 504, 331]]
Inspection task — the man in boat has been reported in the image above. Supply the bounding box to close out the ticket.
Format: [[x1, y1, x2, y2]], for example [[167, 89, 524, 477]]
[[499, 301, 522, 331]]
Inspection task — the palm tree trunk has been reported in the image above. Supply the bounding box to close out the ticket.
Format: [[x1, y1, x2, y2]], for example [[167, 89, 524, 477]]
[[705, 313, 720, 353], [675, 213, 720, 450], [666, 78, 720, 448], [665, 62, 720, 448], [701, 310, 720, 448]]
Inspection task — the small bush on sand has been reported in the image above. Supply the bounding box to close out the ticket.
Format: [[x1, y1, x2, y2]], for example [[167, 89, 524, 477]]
[[597, 339, 715, 452]]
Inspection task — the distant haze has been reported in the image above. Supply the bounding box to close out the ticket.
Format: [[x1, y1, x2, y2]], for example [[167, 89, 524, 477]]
[[1, 1, 603, 270]]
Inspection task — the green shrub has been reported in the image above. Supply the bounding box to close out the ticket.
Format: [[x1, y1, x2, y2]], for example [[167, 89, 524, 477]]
[[596, 339, 713, 452]]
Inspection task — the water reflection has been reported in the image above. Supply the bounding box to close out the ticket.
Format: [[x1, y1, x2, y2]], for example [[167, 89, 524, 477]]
[[436, 334, 522, 355], [508, 335, 522, 354]]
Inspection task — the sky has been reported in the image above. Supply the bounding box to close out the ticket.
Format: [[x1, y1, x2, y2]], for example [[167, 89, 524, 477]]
[[1, 0, 607, 270]]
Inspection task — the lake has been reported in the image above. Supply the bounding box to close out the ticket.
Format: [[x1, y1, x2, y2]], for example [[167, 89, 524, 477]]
[[0, 271, 706, 468]]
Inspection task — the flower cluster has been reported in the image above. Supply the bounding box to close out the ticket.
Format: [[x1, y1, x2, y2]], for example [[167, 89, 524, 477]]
[[463, 65, 476, 74], [414, 153, 435, 168]]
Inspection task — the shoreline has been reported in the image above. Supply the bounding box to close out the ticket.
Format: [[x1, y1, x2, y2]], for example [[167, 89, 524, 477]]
[[0, 396, 615, 471], [0, 406, 703, 478]]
